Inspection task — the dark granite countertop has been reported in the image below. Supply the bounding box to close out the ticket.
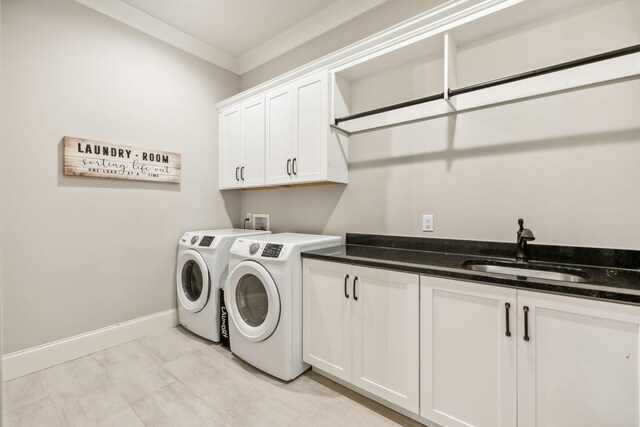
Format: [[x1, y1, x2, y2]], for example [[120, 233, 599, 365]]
[[301, 234, 640, 305]]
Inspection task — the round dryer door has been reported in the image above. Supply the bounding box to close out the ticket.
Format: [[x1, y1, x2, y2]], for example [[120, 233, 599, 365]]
[[177, 250, 210, 313], [225, 260, 280, 342]]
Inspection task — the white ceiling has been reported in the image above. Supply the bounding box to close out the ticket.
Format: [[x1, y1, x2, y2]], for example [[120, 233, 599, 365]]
[[74, 0, 389, 74], [121, 0, 337, 56]]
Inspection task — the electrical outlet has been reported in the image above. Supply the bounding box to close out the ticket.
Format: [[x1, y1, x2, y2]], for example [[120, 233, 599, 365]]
[[422, 214, 434, 232]]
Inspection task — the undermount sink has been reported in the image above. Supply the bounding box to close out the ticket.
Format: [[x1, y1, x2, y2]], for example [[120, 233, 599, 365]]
[[463, 260, 590, 283]]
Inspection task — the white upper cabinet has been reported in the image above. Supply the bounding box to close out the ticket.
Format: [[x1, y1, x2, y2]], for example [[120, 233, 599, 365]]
[[240, 96, 266, 188], [218, 95, 265, 189], [219, 71, 347, 190], [291, 73, 327, 183], [265, 85, 293, 186], [219, 104, 243, 189], [267, 71, 347, 187]]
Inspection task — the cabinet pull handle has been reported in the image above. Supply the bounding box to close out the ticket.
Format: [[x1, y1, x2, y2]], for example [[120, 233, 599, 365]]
[[293, 158, 297, 175], [287, 159, 291, 176], [235, 167, 239, 181], [353, 276, 359, 301], [505, 302, 511, 337], [523, 306, 530, 341], [344, 274, 349, 299], [240, 166, 245, 181]]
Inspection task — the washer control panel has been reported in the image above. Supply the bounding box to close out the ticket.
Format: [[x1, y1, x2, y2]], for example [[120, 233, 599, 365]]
[[261, 244, 283, 258], [179, 233, 219, 249]]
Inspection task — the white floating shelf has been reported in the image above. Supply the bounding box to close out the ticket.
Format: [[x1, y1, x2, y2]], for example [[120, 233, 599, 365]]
[[329, 0, 640, 136], [454, 50, 640, 112], [332, 97, 452, 135], [332, 44, 640, 135]]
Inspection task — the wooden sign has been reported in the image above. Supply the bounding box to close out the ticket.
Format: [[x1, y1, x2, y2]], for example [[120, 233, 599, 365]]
[[64, 137, 181, 183]]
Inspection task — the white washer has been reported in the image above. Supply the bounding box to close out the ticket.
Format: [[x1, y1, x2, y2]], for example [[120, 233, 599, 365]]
[[224, 233, 341, 380], [176, 229, 270, 342]]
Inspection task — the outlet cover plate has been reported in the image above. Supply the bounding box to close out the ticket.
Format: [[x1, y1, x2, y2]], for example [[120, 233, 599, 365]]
[[422, 215, 434, 232]]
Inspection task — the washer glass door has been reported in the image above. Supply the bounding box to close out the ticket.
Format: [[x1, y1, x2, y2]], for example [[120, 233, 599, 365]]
[[177, 250, 210, 312], [226, 261, 280, 342]]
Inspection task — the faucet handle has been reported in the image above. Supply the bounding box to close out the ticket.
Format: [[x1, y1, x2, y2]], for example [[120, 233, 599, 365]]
[[521, 229, 536, 241]]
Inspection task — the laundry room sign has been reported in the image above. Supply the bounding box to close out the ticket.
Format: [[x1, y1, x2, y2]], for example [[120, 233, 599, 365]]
[[63, 136, 181, 183]]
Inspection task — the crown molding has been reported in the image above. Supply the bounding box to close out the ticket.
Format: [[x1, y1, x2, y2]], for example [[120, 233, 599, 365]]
[[217, 0, 520, 109], [237, 0, 388, 75], [73, 0, 389, 75]]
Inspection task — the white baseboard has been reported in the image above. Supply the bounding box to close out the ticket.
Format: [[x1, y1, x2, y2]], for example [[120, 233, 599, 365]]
[[2, 309, 178, 381]]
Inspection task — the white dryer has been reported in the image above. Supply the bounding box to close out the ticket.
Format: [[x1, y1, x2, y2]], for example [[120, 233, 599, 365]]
[[224, 233, 341, 380], [176, 229, 270, 342]]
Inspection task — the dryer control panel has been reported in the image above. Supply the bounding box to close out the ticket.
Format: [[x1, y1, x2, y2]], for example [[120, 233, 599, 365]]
[[261, 244, 283, 258], [230, 239, 291, 261]]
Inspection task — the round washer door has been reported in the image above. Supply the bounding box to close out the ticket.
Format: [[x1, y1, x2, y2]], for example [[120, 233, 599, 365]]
[[176, 250, 210, 313], [226, 260, 280, 342]]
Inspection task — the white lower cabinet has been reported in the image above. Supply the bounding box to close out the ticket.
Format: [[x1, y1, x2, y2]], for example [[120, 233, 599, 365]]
[[303, 259, 420, 413], [517, 290, 640, 427], [304, 262, 640, 425], [422, 276, 640, 427], [421, 277, 517, 427]]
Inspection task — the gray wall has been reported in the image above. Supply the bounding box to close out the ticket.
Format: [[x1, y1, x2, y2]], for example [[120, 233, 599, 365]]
[[1, 0, 4, 414], [240, 1, 640, 249], [0, 0, 240, 354]]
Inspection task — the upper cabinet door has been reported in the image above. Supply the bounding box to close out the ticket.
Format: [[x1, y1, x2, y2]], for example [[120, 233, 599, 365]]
[[292, 72, 327, 183], [219, 105, 243, 189], [517, 290, 640, 427], [351, 266, 419, 413], [421, 276, 517, 427], [265, 86, 293, 186], [240, 96, 265, 187]]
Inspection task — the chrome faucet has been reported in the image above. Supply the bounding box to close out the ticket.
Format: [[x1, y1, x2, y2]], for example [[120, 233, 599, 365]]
[[516, 218, 535, 262]]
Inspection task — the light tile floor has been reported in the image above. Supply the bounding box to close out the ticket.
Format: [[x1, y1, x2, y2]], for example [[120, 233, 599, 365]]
[[3, 327, 421, 426]]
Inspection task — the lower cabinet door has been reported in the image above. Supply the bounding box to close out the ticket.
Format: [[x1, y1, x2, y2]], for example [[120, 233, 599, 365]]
[[302, 259, 352, 382], [421, 276, 517, 427], [517, 290, 640, 427], [351, 266, 419, 413]]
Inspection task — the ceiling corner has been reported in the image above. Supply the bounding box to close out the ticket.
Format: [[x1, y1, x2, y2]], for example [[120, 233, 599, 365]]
[[73, 0, 240, 74]]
